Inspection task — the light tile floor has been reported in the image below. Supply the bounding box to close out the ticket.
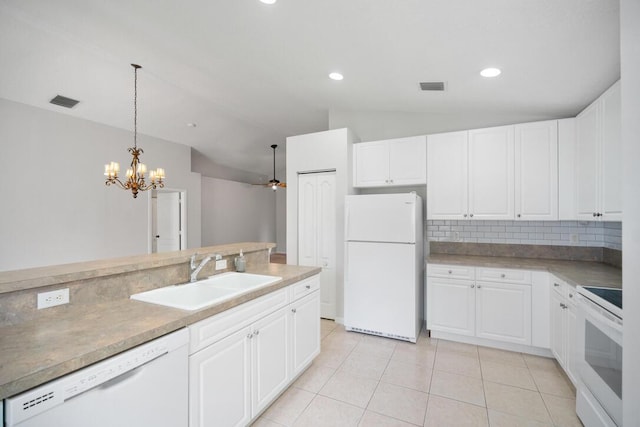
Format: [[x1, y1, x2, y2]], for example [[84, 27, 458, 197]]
[[255, 320, 583, 427]]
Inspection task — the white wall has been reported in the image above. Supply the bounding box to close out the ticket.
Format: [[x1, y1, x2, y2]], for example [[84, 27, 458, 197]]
[[286, 128, 357, 320], [329, 109, 562, 143], [201, 176, 276, 247], [621, 0, 640, 424], [0, 98, 201, 272]]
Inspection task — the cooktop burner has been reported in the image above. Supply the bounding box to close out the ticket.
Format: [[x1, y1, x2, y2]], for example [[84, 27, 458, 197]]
[[582, 286, 622, 310]]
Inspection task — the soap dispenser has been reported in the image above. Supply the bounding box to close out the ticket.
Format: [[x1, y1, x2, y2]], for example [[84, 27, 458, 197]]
[[234, 250, 246, 272]]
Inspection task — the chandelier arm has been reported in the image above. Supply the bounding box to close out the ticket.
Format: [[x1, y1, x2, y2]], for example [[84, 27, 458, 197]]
[[105, 177, 128, 190]]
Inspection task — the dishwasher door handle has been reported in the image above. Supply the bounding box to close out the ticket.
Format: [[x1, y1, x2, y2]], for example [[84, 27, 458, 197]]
[[65, 350, 169, 402]]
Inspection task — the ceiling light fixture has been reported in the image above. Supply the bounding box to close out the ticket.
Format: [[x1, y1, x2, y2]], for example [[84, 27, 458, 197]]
[[480, 67, 502, 78], [260, 0, 277, 4], [104, 64, 165, 198], [268, 144, 285, 191], [329, 72, 344, 81]]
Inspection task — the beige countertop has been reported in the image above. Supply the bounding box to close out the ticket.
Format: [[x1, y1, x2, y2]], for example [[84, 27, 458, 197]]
[[427, 253, 622, 289], [0, 263, 320, 400]]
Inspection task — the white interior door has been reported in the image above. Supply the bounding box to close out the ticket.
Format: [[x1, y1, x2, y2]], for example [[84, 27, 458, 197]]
[[155, 192, 181, 253], [298, 172, 336, 319]]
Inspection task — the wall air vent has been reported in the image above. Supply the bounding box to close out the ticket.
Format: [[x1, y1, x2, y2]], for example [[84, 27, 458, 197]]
[[49, 95, 80, 108], [419, 82, 445, 91]]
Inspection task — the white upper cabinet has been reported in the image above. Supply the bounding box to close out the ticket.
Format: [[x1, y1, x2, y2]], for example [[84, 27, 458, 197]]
[[427, 122, 560, 221], [468, 125, 515, 220], [514, 120, 559, 220], [600, 81, 622, 219], [427, 131, 469, 219], [353, 136, 426, 187], [575, 81, 622, 221]]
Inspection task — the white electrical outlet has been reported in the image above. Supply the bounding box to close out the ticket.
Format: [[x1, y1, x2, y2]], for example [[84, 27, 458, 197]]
[[37, 288, 70, 309], [215, 259, 227, 270]]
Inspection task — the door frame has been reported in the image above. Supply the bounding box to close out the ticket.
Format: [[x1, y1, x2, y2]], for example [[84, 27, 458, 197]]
[[148, 188, 188, 253]]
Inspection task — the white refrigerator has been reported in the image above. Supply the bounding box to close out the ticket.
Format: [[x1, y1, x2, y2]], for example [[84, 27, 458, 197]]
[[344, 193, 423, 343]]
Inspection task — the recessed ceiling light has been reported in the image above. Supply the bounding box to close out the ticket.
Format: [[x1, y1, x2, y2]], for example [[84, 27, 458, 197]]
[[187, 123, 197, 128], [329, 72, 344, 81], [480, 67, 501, 78], [260, 0, 277, 4]]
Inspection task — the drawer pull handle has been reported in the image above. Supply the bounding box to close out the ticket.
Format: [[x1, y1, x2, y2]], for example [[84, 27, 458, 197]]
[[553, 283, 560, 287], [569, 293, 573, 298], [477, 285, 482, 289], [448, 270, 452, 274], [254, 330, 260, 336], [306, 285, 311, 289], [560, 303, 567, 309], [500, 274, 506, 278], [292, 308, 297, 313], [471, 284, 475, 288], [247, 333, 253, 339]]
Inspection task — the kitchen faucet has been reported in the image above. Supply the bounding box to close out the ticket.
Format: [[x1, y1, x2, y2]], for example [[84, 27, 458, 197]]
[[190, 253, 213, 282]]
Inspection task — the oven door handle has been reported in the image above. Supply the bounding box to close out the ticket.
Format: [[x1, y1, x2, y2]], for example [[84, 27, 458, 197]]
[[577, 294, 623, 335]]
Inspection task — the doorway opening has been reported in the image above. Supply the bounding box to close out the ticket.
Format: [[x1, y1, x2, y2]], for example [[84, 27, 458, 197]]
[[149, 189, 187, 253]]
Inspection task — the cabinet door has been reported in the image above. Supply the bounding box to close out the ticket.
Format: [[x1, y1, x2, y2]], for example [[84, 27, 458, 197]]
[[298, 174, 318, 267], [189, 327, 252, 427], [549, 291, 566, 367], [251, 307, 290, 416], [575, 102, 600, 220], [290, 291, 321, 377], [600, 81, 622, 220], [354, 141, 389, 187], [515, 121, 558, 220], [316, 173, 337, 319], [475, 281, 531, 345], [427, 277, 475, 336], [565, 303, 578, 385], [468, 126, 515, 220], [426, 132, 469, 219], [388, 136, 427, 186]]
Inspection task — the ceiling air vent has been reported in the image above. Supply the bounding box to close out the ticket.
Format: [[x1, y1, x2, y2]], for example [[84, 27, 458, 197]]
[[419, 82, 445, 91], [49, 95, 79, 109]]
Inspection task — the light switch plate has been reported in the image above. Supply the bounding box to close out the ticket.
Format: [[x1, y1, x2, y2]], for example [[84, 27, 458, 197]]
[[37, 288, 70, 309], [215, 259, 227, 270]]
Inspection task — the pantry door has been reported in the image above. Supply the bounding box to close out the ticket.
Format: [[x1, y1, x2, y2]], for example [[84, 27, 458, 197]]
[[298, 172, 336, 319]]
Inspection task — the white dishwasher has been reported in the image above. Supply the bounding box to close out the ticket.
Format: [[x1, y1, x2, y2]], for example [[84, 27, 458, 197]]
[[4, 329, 189, 427]]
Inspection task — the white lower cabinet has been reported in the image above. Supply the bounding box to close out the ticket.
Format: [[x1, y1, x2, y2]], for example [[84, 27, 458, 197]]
[[251, 307, 290, 415], [189, 326, 252, 427], [290, 291, 320, 377], [475, 281, 532, 345], [549, 277, 578, 385], [427, 265, 532, 346], [188, 275, 320, 427], [427, 277, 475, 336]]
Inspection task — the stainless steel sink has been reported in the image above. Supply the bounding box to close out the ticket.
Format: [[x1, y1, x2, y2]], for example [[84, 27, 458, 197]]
[[130, 272, 282, 311]]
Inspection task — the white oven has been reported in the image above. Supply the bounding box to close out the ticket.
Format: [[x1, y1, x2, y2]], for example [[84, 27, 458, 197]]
[[576, 287, 622, 427]]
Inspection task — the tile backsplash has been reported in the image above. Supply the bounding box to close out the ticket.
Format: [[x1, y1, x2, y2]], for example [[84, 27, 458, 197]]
[[426, 220, 622, 251]]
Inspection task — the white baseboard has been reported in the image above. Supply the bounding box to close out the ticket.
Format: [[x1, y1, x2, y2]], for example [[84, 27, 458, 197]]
[[334, 317, 344, 325]]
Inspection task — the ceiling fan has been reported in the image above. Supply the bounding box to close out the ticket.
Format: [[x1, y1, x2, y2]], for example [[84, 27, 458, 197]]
[[254, 144, 286, 191]]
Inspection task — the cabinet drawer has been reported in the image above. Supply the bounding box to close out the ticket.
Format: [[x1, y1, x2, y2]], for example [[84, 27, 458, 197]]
[[476, 267, 531, 284], [427, 264, 475, 280], [550, 276, 568, 298], [289, 275, 320, 302], [189, 288, 289, 354]]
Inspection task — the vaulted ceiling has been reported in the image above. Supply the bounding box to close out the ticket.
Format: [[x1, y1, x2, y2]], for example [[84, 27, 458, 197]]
[[0, 0, 620, 181]]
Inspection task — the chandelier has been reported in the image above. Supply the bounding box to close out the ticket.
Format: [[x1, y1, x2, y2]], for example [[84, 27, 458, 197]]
[[104, 64, 165, 198]]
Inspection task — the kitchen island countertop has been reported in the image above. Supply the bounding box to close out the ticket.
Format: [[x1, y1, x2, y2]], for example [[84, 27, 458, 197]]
[[0, 263, 320, 400]]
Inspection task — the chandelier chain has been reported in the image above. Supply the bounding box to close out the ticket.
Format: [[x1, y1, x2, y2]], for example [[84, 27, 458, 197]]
[[133, 65, 138, 149]]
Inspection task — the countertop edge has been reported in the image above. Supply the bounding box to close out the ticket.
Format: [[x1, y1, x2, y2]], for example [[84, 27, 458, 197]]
[[426, 254, 622, 289]]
